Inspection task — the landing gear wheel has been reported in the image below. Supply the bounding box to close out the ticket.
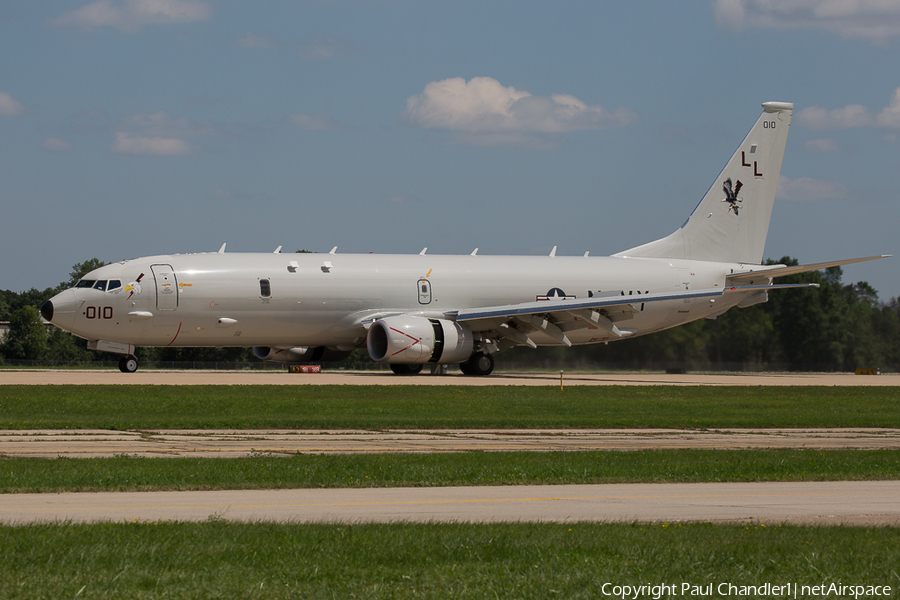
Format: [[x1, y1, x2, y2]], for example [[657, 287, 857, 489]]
[[460, 352, 494, 376], [390, 363, 423, 376], [118, 355, 139, 373]]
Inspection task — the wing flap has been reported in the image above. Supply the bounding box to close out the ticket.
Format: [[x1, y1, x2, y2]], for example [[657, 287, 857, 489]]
[[448, 288, 721, 323], [446, 284, 819, 335]]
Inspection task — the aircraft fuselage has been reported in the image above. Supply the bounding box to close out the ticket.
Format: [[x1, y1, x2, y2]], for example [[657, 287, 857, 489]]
[[46, 251, 746, 350]]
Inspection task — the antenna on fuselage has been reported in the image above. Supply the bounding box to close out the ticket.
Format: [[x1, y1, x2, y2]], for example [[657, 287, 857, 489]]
[[218, 243, 226, 254]]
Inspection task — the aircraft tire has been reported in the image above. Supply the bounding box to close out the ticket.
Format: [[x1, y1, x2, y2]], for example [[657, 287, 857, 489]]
[[119, 355, 139, 373], [461, 352, 494, 376], [390, 363, 423, 376]]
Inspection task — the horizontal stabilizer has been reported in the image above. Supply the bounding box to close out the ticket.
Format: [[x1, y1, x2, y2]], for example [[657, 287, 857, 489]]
[[728, 255, 890, 284]]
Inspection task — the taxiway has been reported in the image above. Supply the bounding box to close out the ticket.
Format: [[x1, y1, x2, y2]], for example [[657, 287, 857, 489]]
[[1, 369, 897, 386], [2, 428, 899, 458], [1, 481, 898, 526]]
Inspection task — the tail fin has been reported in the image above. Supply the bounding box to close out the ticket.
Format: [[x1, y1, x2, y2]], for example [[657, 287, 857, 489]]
[[615, 101, 792, 264]]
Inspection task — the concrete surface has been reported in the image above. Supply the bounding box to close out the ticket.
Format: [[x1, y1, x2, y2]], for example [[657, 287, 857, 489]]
[[1, 481, 898, 526], [2, 428, 899, 458], [1, 369, 898, 386]]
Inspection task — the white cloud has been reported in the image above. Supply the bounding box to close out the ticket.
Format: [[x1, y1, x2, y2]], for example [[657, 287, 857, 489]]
[[53, 0, 211, 32], [403, 77, 636, 146], [44, 138, 71, 151], [120, 111, 216, 137], [235, 32, 277, 49], [876, 87, 900, 128], [776, 175, 850, 201], [112, 132, 191, 155], [0, 91, 24, 116], [111, 111, 215, 155], [290, 113, 341, 131], [298, 37, 351, 60], [796, 88, 900, 132], [714, 0, 900, 43], [804, 138, 840, 152], [797, 104, 874, 129]]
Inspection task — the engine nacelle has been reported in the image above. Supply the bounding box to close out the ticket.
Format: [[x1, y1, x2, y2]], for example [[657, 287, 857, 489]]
[[252, 346, 351, 363], [367, 317, 473, 364]]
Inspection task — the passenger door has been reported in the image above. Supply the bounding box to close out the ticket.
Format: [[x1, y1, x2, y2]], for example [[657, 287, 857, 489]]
[[151, 264, 178, 311]]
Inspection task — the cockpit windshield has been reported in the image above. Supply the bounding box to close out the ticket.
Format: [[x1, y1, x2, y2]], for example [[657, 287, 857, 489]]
[[75, 279, 121, 292]]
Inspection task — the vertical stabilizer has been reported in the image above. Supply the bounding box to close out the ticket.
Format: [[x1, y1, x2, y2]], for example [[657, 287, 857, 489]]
[[615, 102, 792, 264]]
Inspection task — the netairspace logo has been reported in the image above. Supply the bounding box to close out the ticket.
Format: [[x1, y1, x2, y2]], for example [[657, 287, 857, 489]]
[[600, 582, 893, 599]]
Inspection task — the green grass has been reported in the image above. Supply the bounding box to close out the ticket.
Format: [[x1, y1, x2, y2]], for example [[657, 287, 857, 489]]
[[2, 449, 899, 493], [1, 522, 898, 599], [1, 385, 899, 429]]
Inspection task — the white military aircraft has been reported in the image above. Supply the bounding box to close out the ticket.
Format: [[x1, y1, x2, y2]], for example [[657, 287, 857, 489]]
[[42, 101, 886, 374]]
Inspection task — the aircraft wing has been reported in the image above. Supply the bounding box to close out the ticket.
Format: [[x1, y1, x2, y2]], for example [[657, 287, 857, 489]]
[[728, 255, 890, 284], [444, 283, 816, 347]]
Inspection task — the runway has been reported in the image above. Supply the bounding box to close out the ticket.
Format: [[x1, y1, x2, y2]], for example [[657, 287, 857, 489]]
[[2, 369, 897, 386], [3, 428, 899, 457], [1, 481, 898, 526]]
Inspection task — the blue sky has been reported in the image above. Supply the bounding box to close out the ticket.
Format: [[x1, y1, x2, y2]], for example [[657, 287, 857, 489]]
[[1, 0, 899, 299]]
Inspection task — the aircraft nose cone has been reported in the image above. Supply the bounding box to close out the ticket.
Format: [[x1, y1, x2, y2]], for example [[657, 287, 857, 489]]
[[40, 300, 54, 322], [43, 289, 78, 331]]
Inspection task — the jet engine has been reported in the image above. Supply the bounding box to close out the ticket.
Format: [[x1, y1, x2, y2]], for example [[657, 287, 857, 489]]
[[252, 346, 351, 363], [367, 317, 473, 364]]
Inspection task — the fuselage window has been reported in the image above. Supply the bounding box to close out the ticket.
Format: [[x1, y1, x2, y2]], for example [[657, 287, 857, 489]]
[[93, 280, 108, 291], [107, 280, 121, 291], [75, 280, 96, 289], [259, 279, 271, 298]]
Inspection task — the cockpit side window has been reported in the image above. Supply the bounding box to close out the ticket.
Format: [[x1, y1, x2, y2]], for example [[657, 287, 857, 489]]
[[93, 280, 108, 291], [75, 280, 96, 289], [107, 280, 121, 291], [259, 278, 271, 298]]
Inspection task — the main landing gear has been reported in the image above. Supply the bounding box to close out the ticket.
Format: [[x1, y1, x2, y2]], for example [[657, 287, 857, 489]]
[[118, 355, 139, 373], [387, 352, 495, 377], [459, 352, 494, 376], [390, 364, 423, 376]]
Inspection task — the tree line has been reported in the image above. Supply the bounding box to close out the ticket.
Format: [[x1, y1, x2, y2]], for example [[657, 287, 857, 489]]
[[2, 257, 897, 372]]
